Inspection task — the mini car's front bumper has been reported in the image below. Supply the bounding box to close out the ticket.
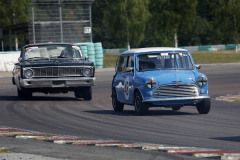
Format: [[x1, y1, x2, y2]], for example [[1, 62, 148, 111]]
[[20, 77, 95, 88], [143, 96, 210, 102], [142, 95, 210, 106]]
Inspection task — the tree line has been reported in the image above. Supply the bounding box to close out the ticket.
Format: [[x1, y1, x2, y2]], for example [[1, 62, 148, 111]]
[[92, 0, 240, 49], [0, 0, 240, 49]]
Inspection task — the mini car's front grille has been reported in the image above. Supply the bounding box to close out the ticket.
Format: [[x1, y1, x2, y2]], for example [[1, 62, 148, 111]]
[[31, 67, 84, 77], [154, 84, 199, 97]]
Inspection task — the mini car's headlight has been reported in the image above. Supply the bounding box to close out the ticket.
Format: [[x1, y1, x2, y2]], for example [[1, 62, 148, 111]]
[[83, 68, 92, 76], [146, 78, 156, 89], [197, 76, 207, 87], [25, 69, 33, 78]]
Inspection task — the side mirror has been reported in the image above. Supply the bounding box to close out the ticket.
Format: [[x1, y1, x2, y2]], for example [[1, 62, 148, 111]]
[[126, 67, 134, 73], [196, 65, 201, 70], [85, 56, 89, 61], [18, 57, 22, 62]]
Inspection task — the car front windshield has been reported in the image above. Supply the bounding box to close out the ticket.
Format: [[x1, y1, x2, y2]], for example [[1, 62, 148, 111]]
[[24, 45, 82, 60], [138, 52, 194, 71]]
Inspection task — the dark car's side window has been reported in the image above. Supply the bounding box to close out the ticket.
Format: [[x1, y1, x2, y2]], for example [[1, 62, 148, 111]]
[[116, 55, 126, 73]]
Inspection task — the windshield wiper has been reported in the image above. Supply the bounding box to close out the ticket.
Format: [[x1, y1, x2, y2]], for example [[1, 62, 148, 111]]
[[28, 57, 49, 60], [50, 56, 69, 58]]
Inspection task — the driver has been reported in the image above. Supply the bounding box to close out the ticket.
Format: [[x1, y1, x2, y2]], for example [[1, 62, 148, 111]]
[[61, 47, 74, 58]]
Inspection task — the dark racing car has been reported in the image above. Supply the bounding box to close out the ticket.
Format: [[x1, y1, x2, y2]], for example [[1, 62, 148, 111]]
[[12, 43, 95, 100]]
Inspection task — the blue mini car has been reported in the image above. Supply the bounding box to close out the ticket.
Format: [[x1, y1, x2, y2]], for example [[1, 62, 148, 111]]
[[111, 47, 210, 115]]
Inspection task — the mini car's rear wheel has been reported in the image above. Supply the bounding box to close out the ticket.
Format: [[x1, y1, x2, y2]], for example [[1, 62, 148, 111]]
[[172, 106, 182, 111], [196, 99, 211, 114], [112, 89, 124, 112], [134, 91, 148, 115], [83, 87, 92, 101]]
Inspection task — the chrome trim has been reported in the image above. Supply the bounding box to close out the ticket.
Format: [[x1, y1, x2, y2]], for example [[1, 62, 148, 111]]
[[143, 96, 210, 102], [20, 77, 95, 88], [24, 66, 93, 78], [154, 83, 199, 97]]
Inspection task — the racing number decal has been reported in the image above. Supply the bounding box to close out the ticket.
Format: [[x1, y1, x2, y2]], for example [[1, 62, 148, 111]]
[[124, 77, 130, 100]]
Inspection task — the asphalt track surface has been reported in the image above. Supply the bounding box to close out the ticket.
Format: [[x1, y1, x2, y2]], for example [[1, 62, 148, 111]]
[[0, 63, 240, 159]]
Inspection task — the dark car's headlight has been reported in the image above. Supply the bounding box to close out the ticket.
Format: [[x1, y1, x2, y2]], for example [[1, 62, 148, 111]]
[[83, 68, 92, 76], [24, 69, 34, 78], [146, 78, 156, 89], [197, 76, 207, 87]]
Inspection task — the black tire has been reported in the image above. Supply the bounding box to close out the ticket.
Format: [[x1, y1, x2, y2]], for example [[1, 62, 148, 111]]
[[196, 99, 211, 114], [83, 87, 92, 101], [18, 88, 32, 99], [134, 91, 148, 115], [74, 88, 83, 99], [17, 88, 23, 98], [172, 106, 182, 111], [112, 89, 124, 112]]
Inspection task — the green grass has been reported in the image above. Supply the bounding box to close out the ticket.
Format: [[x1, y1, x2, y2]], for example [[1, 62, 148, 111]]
[[103, 51, 240, 68], [191, 51, 240, 64], [0, 148, 11, 153]]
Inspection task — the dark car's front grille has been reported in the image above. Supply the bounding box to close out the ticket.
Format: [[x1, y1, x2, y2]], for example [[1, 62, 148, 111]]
[[32, 66, 83, 77], [154, 84, 199, 97]]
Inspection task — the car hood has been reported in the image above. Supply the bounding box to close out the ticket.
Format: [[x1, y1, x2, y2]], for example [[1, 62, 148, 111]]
[[137, 70, 196, 85], [22, 59, 94, 67]]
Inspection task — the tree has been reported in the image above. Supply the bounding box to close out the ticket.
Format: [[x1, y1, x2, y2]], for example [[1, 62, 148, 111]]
[[149, 0, 197, 48], [212, 0, 240, 51], [103, 0, 150, 49]]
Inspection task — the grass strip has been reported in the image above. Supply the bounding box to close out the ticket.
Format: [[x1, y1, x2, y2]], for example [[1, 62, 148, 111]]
[[103, 51, 240, 68]]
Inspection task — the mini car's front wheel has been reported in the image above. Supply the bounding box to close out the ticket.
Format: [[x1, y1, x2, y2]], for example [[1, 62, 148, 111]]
[[196, 99, 211, 114], [134, 91, 148, 115], [112, 89, 124, 112]]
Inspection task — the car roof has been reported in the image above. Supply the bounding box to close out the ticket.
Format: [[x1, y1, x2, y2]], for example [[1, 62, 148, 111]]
[[122, 47, 188, 55], [23, 43, 77, 48]]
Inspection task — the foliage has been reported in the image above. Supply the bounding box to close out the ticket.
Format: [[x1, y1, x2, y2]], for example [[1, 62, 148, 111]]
[[211, 0, 240, 48], [0, 0, 30, 27], [1, 0, 240, 50], [103, 0, 150, 48]]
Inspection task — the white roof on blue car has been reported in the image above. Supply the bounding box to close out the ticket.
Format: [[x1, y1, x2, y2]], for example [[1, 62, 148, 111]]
[[122, 47, 188, 54]]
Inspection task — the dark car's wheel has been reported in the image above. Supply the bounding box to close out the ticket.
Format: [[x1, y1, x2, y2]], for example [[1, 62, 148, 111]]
[[74, 88, 83, 99], [134, 91, 148, 115], [172, 106, 182, 111], [18, 88, 32, 99], [112, 89, 124, 112], [83, 87, 92, 101], [196, 99, 211, 114]]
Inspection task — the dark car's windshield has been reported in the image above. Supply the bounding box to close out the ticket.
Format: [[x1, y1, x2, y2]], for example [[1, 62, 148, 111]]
[[138, 52, 194, 71], [23, 45, 82, 60]]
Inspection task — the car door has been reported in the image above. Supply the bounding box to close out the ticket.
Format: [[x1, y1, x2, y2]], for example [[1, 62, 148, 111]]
[[122, 55, 134, 104], [114, 55, 127, 102]]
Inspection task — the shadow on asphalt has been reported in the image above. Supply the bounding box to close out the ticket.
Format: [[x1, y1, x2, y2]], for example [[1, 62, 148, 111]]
[[84, 110, 198, 116], [211, 136, 240, 142]]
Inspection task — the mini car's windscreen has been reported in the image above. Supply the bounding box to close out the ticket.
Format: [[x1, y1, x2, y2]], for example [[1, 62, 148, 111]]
[[23, 45, 82, 60], [138, 52, 193, 71]]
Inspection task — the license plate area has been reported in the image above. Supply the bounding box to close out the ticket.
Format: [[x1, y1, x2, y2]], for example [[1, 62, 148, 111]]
[[52, 81, 65, 86]]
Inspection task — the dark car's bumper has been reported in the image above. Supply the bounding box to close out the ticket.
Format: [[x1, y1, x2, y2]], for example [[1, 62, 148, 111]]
[[20, 77, 95, 88]]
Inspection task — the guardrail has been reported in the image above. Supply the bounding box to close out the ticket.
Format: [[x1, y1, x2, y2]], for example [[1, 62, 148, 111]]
[[0, 51, 20, 72], [0, 44, 239, 72]]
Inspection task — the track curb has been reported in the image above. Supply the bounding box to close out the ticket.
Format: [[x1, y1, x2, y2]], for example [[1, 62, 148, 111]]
[[1, 127, 240, 160]]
